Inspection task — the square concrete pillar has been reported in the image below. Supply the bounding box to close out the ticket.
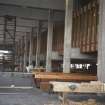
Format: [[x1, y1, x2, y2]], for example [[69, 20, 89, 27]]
[[97, 0, 105, 82], [20, 38, 23, 71], [35, 21, 41, 68], [23, 33, 27, 72], [46, 10, 53, 72], [63, 0, 73, 73], [29, 31, 33, 65]]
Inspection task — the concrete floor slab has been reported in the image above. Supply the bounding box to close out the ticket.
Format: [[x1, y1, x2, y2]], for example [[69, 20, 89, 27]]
[[0, 88, 59, 105], [0, 72, 105, 105]]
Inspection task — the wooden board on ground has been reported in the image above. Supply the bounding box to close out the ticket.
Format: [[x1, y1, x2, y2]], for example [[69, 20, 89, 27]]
[[50, 81, 105, 93]]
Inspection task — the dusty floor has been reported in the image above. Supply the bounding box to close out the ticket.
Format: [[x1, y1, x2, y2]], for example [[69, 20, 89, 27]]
[[0, 88, 59, 105], [0, 72, 105, 105], [0, 72, 59, 105]]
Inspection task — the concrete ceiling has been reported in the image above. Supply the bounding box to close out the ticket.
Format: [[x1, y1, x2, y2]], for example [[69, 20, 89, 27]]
[[0, 0, 65, 10], [0, 17, 47, 42], [0, 5, 65, 21], [0, 0, 65, 46]]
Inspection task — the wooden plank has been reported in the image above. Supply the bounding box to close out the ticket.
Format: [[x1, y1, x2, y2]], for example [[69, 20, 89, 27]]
[[71, 11, 75, 47], [34, 72, 97, 82], [78, 9, 82, 48], [82, 6, 88, 53], [75, 11, 79, 47], [76, 10, 81, 48], [91, 1, 98, 52], [80, 8, 84, 52], [86, 3, 92, 53], [79, 0, 99, 53], [80, 7, 86, 52], [73, 12, 77, 48], [50, 81, 105, 93], [75, 11, 79, 48]]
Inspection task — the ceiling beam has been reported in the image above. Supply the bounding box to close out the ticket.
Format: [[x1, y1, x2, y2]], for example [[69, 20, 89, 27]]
[[0, 5, 65, 21]]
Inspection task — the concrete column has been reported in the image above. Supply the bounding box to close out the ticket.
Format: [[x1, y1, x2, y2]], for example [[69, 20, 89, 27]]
[[63, 0, 73, 73], [18, 41, 20, 66], [23, 33, 27, 72], [19, 38, 23, 71], [35, 22, 41, 68], [29, 31, 33, 65], [97, 0, 105, 82], [46, 10, 53, 72], [15, 42, 18, 65]]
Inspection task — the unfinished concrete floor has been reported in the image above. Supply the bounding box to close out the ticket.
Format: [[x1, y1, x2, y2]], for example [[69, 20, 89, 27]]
[[0, 72, 105, 105], [0, 88, 59, 105], [0, 72, 59, 105]]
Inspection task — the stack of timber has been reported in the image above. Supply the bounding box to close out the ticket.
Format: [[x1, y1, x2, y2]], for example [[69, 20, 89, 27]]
[[72, 0, 98, 53], [33, 72, 97, 90]]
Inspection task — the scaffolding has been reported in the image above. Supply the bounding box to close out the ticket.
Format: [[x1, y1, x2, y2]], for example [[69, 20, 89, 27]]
[[2, 15, 16, 71]]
